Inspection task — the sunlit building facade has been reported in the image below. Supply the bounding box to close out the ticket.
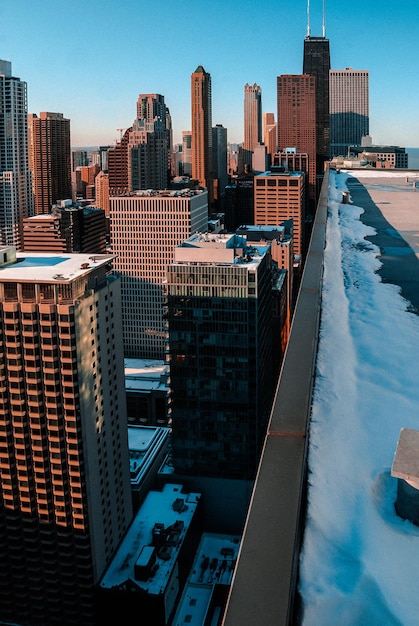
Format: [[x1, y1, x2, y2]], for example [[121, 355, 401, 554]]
[[0, 248, 132, 625], [110, 189, 208, 359]]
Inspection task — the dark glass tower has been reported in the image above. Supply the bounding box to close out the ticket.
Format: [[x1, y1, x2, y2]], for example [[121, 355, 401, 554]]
[[166, 233, 279, 481], [303, 35, 330, 179]]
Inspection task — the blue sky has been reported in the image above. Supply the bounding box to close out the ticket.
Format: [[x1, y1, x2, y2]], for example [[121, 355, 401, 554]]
[[2, 0, 419, 148]]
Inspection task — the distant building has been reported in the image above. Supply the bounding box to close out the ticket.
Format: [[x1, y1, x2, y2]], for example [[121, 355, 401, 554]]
[[107, 127, 132, 195], [181, 131, 192, 176], [166, 232, 280, 480], [71, 149, 88, 171], [330, 68, 369, 157], [303, 33, 331, 176], [28, 112, 72, 215], [98, 483, 202, 626], [212, 124, 228, 203], [129, 93, 170, 191], [263, 112, 277, 164], [0, 247, 132, 626], [349, 145, 408, 169], [110, 188, 208, 359], [277, 75, 316, 207], [22, 200, 107, 253], [243, 82, 262, 168], [0, 60, 33, 249], [191, 66, 213, 200]]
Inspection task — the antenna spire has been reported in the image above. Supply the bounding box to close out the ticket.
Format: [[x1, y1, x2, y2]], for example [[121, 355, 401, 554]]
[[322, 0, 326, 37], [307, 0, 311, 37]]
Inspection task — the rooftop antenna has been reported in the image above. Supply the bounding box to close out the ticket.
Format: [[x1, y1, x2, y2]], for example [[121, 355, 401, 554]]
[[322, 0, 326, 37], [307, 0, 311, 37]]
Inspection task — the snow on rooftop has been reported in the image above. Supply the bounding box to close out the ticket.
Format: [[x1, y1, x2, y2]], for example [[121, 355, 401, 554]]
[[299, 169, 419, 626], [100, 484, 201, 594], [172, 533, 241, 626]]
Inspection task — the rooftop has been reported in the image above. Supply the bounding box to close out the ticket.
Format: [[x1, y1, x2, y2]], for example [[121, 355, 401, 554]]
[[100, 483, 201, 594], [223, 167, 419, 626], [0, 248, 114, 282]]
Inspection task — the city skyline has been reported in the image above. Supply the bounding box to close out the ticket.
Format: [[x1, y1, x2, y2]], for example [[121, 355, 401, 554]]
[[2, 0, 419, 148]]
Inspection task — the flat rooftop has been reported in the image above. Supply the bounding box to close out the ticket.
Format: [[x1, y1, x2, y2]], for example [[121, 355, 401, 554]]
[[100, 483, 201, 594], [0, 249, 114, 282]]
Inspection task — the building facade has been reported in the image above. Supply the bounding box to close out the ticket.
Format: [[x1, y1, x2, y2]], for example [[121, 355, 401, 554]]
[[0, 247, 133, 625], [277, 75, 316, 207], [212, 124, 228, 203], [254, 169, 305, 257], [191, 66, 212, 197], [166, 233, 279, 480], [0, 60, 33, 249], [110, 189, 208, 359], [28, 112, 72, 215], [329, 68, 369, 157]]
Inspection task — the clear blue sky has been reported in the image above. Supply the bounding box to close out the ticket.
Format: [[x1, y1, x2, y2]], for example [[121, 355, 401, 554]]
[[2, 0, 419, 148]]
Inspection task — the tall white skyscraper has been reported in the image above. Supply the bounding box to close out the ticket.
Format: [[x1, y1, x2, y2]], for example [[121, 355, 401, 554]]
[[329, 68, 369, 157], [0, 60, 33, 248], [110, 189, 208, 359]]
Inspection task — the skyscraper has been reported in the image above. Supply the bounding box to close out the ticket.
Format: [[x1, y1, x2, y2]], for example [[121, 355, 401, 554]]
[[212, 124, 228, 202], [129, 93, 170, 191], [277, 74, 316, 207], [28, 112, 72, 214], [329, 68, 369, 157], [243, 83, 262, 168], [0, 247, 133, 625], [110, 188, 208, 359], [191, 66, 212, 198], [303, 4, 331, 177], [166, 232, 279, 480], [263, 112, 277, 163], [0, 60, 33, 249]]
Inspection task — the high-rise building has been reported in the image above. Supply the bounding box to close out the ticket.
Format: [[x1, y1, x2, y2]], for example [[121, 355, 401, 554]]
[[263, 113, 277, 164], [329, 68, 369, 157], [108, 127, 132, 196], [71, 150, 88, 171], [129, 93, 170, 191], [22, 201, 107, 253], [0, 60, 33, 249], [94, 170, 110, 216], [110, 188, 208, 359], [303, 18, 331, 176], [212, 124, 228, 202], [181, 131, 192, 176], [191, 66, 212, 198], [166, 232, 279, 480], [254, 168, 306, 257], [243, 83, 262, 168], [224, 175, 255, 231], [28, 112, 72, 215], [277, 74, 316, 207], [0, 247, 133, 626]]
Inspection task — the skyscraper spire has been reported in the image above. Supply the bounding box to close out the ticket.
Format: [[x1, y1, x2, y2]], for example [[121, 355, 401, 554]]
[[322, 0, 326, 37], [307, 0, 310, 37]]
